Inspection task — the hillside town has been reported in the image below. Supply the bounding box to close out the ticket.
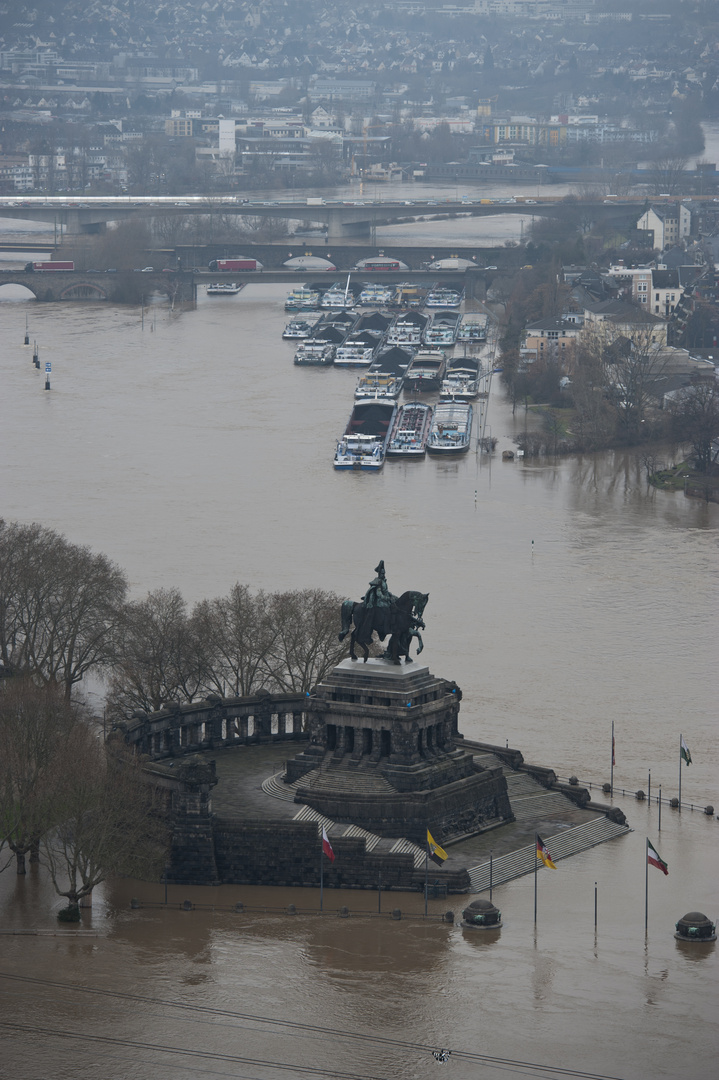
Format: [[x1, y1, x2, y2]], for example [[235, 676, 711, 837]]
[[0, 0, 717, 193]]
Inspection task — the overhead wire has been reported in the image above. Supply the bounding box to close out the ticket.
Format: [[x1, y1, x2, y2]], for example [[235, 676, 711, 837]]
[[0, 970, 626, 1080]]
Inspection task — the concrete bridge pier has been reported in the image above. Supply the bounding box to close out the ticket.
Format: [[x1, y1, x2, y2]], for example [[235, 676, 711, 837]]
[[325, 208, 373, 243], [64, 210, 107, 235]]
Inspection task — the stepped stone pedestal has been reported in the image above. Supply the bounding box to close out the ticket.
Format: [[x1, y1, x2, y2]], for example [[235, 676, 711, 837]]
[[285, 659, 513, 845]]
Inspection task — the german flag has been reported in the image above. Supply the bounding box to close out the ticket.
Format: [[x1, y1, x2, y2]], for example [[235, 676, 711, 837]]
[[536, 834, 556, 869], [427, 829, 448, 867]]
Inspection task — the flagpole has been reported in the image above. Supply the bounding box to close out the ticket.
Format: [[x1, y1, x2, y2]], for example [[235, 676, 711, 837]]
[[320, 845, 324, 912], [678, 734, 682, 814], [644, 838, 649, 932], [424, 843, 429, 917], [658, 785, 662, 832], [534, 835, 538, 925], [489, 849, 493, 903], [610, 720, 614, 798]]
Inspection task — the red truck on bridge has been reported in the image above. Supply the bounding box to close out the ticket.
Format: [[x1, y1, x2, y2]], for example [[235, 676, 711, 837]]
[[207, 258, 263, 272], [25, 261, 75, 271]]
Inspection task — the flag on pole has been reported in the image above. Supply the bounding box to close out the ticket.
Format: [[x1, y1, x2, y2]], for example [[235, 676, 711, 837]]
[[647, 838, 668, 876], [322, 827, 335, 863], [680, 736, 692, 766], [427, 829, 448, 866], [536, 834, 556, 869]]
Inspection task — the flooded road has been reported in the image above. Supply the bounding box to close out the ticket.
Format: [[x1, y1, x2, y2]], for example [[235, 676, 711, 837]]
[[0, 284, 717, 1080]]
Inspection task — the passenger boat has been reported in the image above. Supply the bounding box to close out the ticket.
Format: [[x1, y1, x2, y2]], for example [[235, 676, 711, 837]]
[[355, 371, 403, 400], [427, 402, 473, 455], [457, 313, 488, 342], [386, 401, 434, 458], [334, 400, 397, 470], [285, 286, 320, 311], [403, 349, 446, 392], [423, 310, 460, 346], [293, 342, 335, 366], [207, 281, 243, 296], [282, 315, 321, 339], [440, 358, 481, 401], [426, 287, 462, 308]]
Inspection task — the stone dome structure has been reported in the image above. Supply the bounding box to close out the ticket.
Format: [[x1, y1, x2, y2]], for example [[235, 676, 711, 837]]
[[674, 911, 716, 941], [461, 897, 502, 929]]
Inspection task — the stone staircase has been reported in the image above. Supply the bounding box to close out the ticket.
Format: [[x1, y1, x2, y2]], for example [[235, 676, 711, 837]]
[[292, 803, 427, 869], [466, 816, 631, 892], [261, 749, 631, 885]]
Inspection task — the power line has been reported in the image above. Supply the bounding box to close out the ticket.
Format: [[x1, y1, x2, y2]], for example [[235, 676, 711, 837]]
[[0, 971, 626, 1080]]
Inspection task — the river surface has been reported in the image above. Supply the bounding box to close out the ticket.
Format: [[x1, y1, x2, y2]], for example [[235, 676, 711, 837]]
[[0, 257, 717, 1077]]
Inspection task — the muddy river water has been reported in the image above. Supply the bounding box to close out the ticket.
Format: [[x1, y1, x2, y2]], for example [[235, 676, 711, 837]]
[[0, 271, 717, 1079]]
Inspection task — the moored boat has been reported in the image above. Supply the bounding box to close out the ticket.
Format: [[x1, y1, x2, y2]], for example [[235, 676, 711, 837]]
[[403, 349, 446, 392], [427, 402, 473, 454], [457, 313, 489, 342], [207, 281, 243, 296], [386, 401, 433, 458], [282, 314, 321, 339], [293, 342, 335, 366], [423, 310, 460, 346], [355, 371, 403, 400], [426, 287, 462, 308], [386, 310, 426, 346], [334, 400, 397, 470], [285, 286, 320, 311], [440, 358, 481, 401]]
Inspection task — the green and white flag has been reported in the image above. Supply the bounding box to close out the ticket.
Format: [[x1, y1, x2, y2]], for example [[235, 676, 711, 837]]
[[680, 736, 692, 766]]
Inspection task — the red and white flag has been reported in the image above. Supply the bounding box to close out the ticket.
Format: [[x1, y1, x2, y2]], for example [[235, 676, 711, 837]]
[[322, 827, 335, 863]]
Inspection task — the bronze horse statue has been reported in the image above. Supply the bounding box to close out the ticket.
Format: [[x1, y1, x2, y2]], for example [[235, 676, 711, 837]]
[[339, 590, 428, 664]]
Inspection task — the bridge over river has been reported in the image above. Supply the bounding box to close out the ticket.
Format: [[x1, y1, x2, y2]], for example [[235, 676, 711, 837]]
[[0, 193, 638, 241], [2, 266, 495, 302]]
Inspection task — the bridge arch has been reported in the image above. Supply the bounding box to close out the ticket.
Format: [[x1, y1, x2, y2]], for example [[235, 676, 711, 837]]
[[0, 279, 40, 300], [58, 280, 109, 300]]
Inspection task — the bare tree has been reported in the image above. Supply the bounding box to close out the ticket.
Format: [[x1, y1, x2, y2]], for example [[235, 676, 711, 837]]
[[0, 521, 127, 699], [192, 584, 275, 699], [649, 156, 689, 197], [601, 326, 671, 443], [0, 679, 80, 874], [669, 382, 719, 473], [107, 588, 205, 718], [263, 589, 347, 693], [41, 733, 167, 917]]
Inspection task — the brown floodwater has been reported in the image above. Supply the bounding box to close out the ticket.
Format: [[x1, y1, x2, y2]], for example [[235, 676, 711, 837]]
[[0, 283, 717, 1080]]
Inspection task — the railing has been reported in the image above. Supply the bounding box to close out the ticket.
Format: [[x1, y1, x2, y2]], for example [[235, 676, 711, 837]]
[[554, 774, 715, 817]]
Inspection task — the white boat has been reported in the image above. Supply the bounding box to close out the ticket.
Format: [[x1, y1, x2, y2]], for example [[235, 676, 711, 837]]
[[423, 311, 460, 346], [440, 359, 481, 401], [282, 315, 321, 339], [293, 342, 335, 366], [334, 331, 382, 367], [321, 274, 355, 310], [358, 283, 395, 306], [386, 311, 426, 346], [355, 371, 403, 400], [426, 288, 462, 308], [427, 402, 473, 455], [334, 400, 397, 471], [457, 313, 488, 342], [386, 401, 433, 458], [285, 286, 320, 311], [207, 281, 243, 296]]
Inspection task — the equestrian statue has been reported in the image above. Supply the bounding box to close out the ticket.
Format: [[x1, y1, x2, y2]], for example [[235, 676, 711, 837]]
[[339, 561, 429, 664]]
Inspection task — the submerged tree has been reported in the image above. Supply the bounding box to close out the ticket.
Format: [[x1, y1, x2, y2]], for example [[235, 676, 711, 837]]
[[0, 680, 83, 874], [41, 732, 167, 916], [192, 584, 276, 698]]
